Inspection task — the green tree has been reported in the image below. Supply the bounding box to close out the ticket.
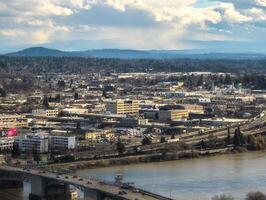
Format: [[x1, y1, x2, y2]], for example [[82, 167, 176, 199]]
[[74, 92, 79, 100], [233, 127, 246, 147], [199, 140, 206, 149], [171, 134, 175, 139], [160, 136, 167, 143], [142, 136, 152, 145], [70, 79, 73, 88], [116, 138, 125, 155], [32, 149, 41, 164], [55, 94, 61, 102], [12, 143, 20, 158], [225, 128, 231, 145], [0, 88, 6, 97], [42, 96, 49, 109], [76, 122, 82, 134], [57, 80, 65, 89]]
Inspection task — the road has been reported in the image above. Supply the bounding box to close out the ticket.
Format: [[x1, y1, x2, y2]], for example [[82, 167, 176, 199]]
[[0, 165, 172, 200]]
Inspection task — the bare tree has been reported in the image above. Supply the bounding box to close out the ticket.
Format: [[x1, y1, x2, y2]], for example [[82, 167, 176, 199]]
[[246, 191, 266, 200]]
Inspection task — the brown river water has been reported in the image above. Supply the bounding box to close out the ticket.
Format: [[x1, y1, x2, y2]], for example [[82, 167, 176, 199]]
[[2, 151, 266, 200], [78, 152, 266, 200]]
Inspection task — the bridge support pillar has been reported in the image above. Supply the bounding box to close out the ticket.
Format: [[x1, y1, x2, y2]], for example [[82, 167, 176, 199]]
[[29, 176, 46, 200], [84, 188, 102, 200], [45, 183, 70, 200], [29, 176, 71, 200]]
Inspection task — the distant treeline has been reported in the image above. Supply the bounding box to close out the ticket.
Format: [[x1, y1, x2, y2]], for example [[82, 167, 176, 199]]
[[0, 56, 266, 74]]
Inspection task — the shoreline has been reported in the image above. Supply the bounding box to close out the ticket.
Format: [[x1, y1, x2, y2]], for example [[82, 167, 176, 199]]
[[48, 147, 242, 171]]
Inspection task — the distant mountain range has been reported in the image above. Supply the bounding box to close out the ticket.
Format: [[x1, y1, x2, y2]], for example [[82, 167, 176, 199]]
[[5, 47, 266, 59]]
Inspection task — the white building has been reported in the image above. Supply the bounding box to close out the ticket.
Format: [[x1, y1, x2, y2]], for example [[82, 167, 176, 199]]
[[0, 137, 14, 151], [16, 134, 49, 153], [49, 136, 76, 150], [32, 109, 59, 117]]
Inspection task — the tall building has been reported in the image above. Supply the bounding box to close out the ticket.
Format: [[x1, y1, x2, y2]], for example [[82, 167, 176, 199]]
[[16, 134, 49, 153], [106, 100, 139, 115]]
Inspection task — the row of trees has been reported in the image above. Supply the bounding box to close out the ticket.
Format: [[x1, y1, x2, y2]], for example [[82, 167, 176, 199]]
[[197, 126, 266, 151], [2, 56, 266, 74], [212, 191, 266, 200]]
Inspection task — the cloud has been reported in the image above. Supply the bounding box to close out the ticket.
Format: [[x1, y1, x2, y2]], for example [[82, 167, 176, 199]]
[[218, 3, 252, 23], [0, 29, 25, 37], [255, 0, 266, 6], [1, 0, 266, 51]]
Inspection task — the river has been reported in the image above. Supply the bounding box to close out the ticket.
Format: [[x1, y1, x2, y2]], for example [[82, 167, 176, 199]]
[[2, 151, 266, 200], [77, 152, 266, 200]]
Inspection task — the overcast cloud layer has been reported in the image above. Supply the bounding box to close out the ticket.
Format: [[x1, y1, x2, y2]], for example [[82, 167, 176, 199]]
[[1, 0, 266, 52]]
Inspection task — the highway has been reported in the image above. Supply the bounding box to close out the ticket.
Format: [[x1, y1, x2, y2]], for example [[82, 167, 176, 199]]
[[180, 112, 266, 144]]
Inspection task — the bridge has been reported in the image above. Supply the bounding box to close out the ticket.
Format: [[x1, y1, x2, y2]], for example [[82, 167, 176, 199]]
[[0, 165, 172, 200], [180, 112, 266, 144]]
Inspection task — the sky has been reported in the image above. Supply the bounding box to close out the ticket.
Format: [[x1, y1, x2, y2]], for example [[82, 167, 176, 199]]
[[1, 0, 266, 53]]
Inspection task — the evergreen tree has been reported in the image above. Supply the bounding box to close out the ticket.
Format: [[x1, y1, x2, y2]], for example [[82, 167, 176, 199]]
[[233, 127, 245, 147], [12, 143, 20, 158], [142, 136, 152, 145], [171, 134, 175, 139], [42, 96, 49, 109], [74, 92, 79, 100], [55, 94, 61, 102], [76, 121, 82, 134], [160, 136, 166, 143], [32, 148, 41, 164], [116, 138, 125, 155], [200, 140, 206, 149], [226, 128, 231, 145]]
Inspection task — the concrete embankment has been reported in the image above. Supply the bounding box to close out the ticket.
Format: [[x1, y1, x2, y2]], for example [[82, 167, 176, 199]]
[[48, 148, 232, 170]]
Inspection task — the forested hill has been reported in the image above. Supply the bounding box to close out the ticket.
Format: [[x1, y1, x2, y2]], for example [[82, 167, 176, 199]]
[[0, 56, 266, 74], [6, 47, 266, 59]]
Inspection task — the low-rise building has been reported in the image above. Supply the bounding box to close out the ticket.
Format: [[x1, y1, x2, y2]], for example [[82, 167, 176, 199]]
[[119, 117, 149, 127], [16, 134, 49, 153], [106, 99, 139, 115], [85, 130, 115, 142], [0, 114, 28, 129], [49, 135, 76, 150], [0, 137, 14, 151], [159, 105, 189, 121], [32, 109, 59, 117], [182, 104, 204, 114]]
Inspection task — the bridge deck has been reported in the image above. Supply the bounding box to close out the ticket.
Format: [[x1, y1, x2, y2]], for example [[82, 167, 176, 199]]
[[0, 166, 171, 200]]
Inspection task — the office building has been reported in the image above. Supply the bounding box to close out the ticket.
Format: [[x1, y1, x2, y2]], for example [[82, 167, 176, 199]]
[[16, 134, 49, 153], [159, 105, 189, 121], [49, 135, 76, 150], [106, 100, 139, 115]]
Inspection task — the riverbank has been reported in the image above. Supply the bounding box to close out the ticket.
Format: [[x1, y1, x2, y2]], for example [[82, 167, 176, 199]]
[[48, 147, 233, 170]]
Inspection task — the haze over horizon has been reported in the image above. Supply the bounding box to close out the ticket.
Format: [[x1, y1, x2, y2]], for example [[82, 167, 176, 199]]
[[2, 0, 266, 53]]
